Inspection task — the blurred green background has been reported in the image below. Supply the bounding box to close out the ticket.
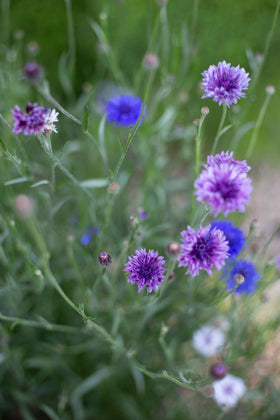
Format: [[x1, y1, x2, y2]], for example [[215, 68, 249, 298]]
[[5, 0, 280, 160]]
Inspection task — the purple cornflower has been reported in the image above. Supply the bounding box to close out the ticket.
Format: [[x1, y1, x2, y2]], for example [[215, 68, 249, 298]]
[[105, 95, 143, 127], [225, 259, 260, 294], [11, 102, 58, 135], [205, 151, 250, 173], [210, 220, 246, 259], [195, 155, 253, 217], [177, 225, 229, 277], [201, 61, 250, 107], [124, 248, 166, 293]]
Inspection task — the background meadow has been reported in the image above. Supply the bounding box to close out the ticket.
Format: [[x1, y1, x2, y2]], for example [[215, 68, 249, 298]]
[[0, 0, 280, 419]]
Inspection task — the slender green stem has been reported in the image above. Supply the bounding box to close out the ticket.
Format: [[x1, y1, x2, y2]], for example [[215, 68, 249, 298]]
[[103, 193, 114, 236], [153, 259, 176, 302], [0, 313, 86, 334], [239, 0, 280, 122], [211, 103, 227, 154], [195, 110, 209, 179], [1, 0, 10, 46], [190, 0, 200, 46], [249, 0, 280, 96], [64, 0, 76, 65], [246, 92, 273, 159], [93, 267, 106, 292], [112, 106, 145, 182]]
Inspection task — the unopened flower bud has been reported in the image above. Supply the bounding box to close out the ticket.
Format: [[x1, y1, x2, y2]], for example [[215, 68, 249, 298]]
[[24, 62, 42, 81], [210, 363, 227, 380], [166, 241, 181, 257], [193, 119, 200, 126], [266, 85, 275, 96], [142, 53, 160, 71], [108, 182, 120, 194], [235, 274, 245, 285], [14, 29, 24, 40], [14, 194, 34, 218], [27, 41, 39, 56], [201, 106, 209, 115], [98, 252, 112, 266]]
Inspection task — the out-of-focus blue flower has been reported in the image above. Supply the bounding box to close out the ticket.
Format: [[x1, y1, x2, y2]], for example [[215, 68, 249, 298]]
[[210, 220, 246, 259], [225, 259, 260, 294], [201, 61, 250, 107], [105, 95, 143, 127], [80, 227, 99, 246], [138, 208, 149, 221]]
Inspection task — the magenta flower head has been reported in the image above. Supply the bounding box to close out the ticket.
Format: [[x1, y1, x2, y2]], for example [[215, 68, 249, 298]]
[[124, 248, 166, 293], [105, 95, 143, 127], [205, 151, 250, 174], [177, 225, 229, 277], [195, 152, 253, 216], [201, 61, 250, 107], [11, 102, 58, 135]]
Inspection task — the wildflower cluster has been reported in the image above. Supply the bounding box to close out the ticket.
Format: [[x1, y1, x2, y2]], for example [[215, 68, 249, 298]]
[[11, 102, 58, 135]]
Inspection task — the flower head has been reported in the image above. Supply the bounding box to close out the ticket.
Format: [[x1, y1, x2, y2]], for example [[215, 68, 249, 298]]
[[124, 248, 166, 293], [105, 94, 143, 127], [177, 225, 229, 277], [23, 61, 42, 81], [98, 252, 112, 266], [192, 325, 225, 357], [201, 60, 250, 107], [11, 102, 58, 135], [205, 151, 250, 173], [210, 363, 227, 380], [213, 374, 246, 408], [225, 259, 260, 294], [195, 155, 253, 216], [210, 220, 246, 259], [44, 109, 59, 134]]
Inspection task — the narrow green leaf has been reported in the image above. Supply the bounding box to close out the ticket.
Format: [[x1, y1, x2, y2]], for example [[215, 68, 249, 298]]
[[80, 178, 108, 188], [31, 180, 49, 188], [4, 177, 29, 186]]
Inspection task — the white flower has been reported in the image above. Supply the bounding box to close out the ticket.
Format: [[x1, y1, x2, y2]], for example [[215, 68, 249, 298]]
[[44, 109, 59, 134], [213, 374, 246, 408], [192, 325, 225, 357]]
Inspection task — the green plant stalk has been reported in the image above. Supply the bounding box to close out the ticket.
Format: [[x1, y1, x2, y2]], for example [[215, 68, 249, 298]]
[[211, 103, 227, 154], [0, 112, 29, 167], [246, 92, 272, 159], [239, 0, 280, 122], [190, 0, 200, 46], [64, 0, 76, 73], [153, 259, 176, 302], [1, 0, 10, 46], [0, 313, 87, 334], [195, 111, 208, 179]]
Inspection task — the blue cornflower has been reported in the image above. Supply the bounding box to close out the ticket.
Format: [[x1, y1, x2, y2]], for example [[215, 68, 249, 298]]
[[105, 95, 143, 127], [225, 260, 260, 294], [80, 227, 99, 246], [124, 248, 166, 293], [210, 220, 246, 259]]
